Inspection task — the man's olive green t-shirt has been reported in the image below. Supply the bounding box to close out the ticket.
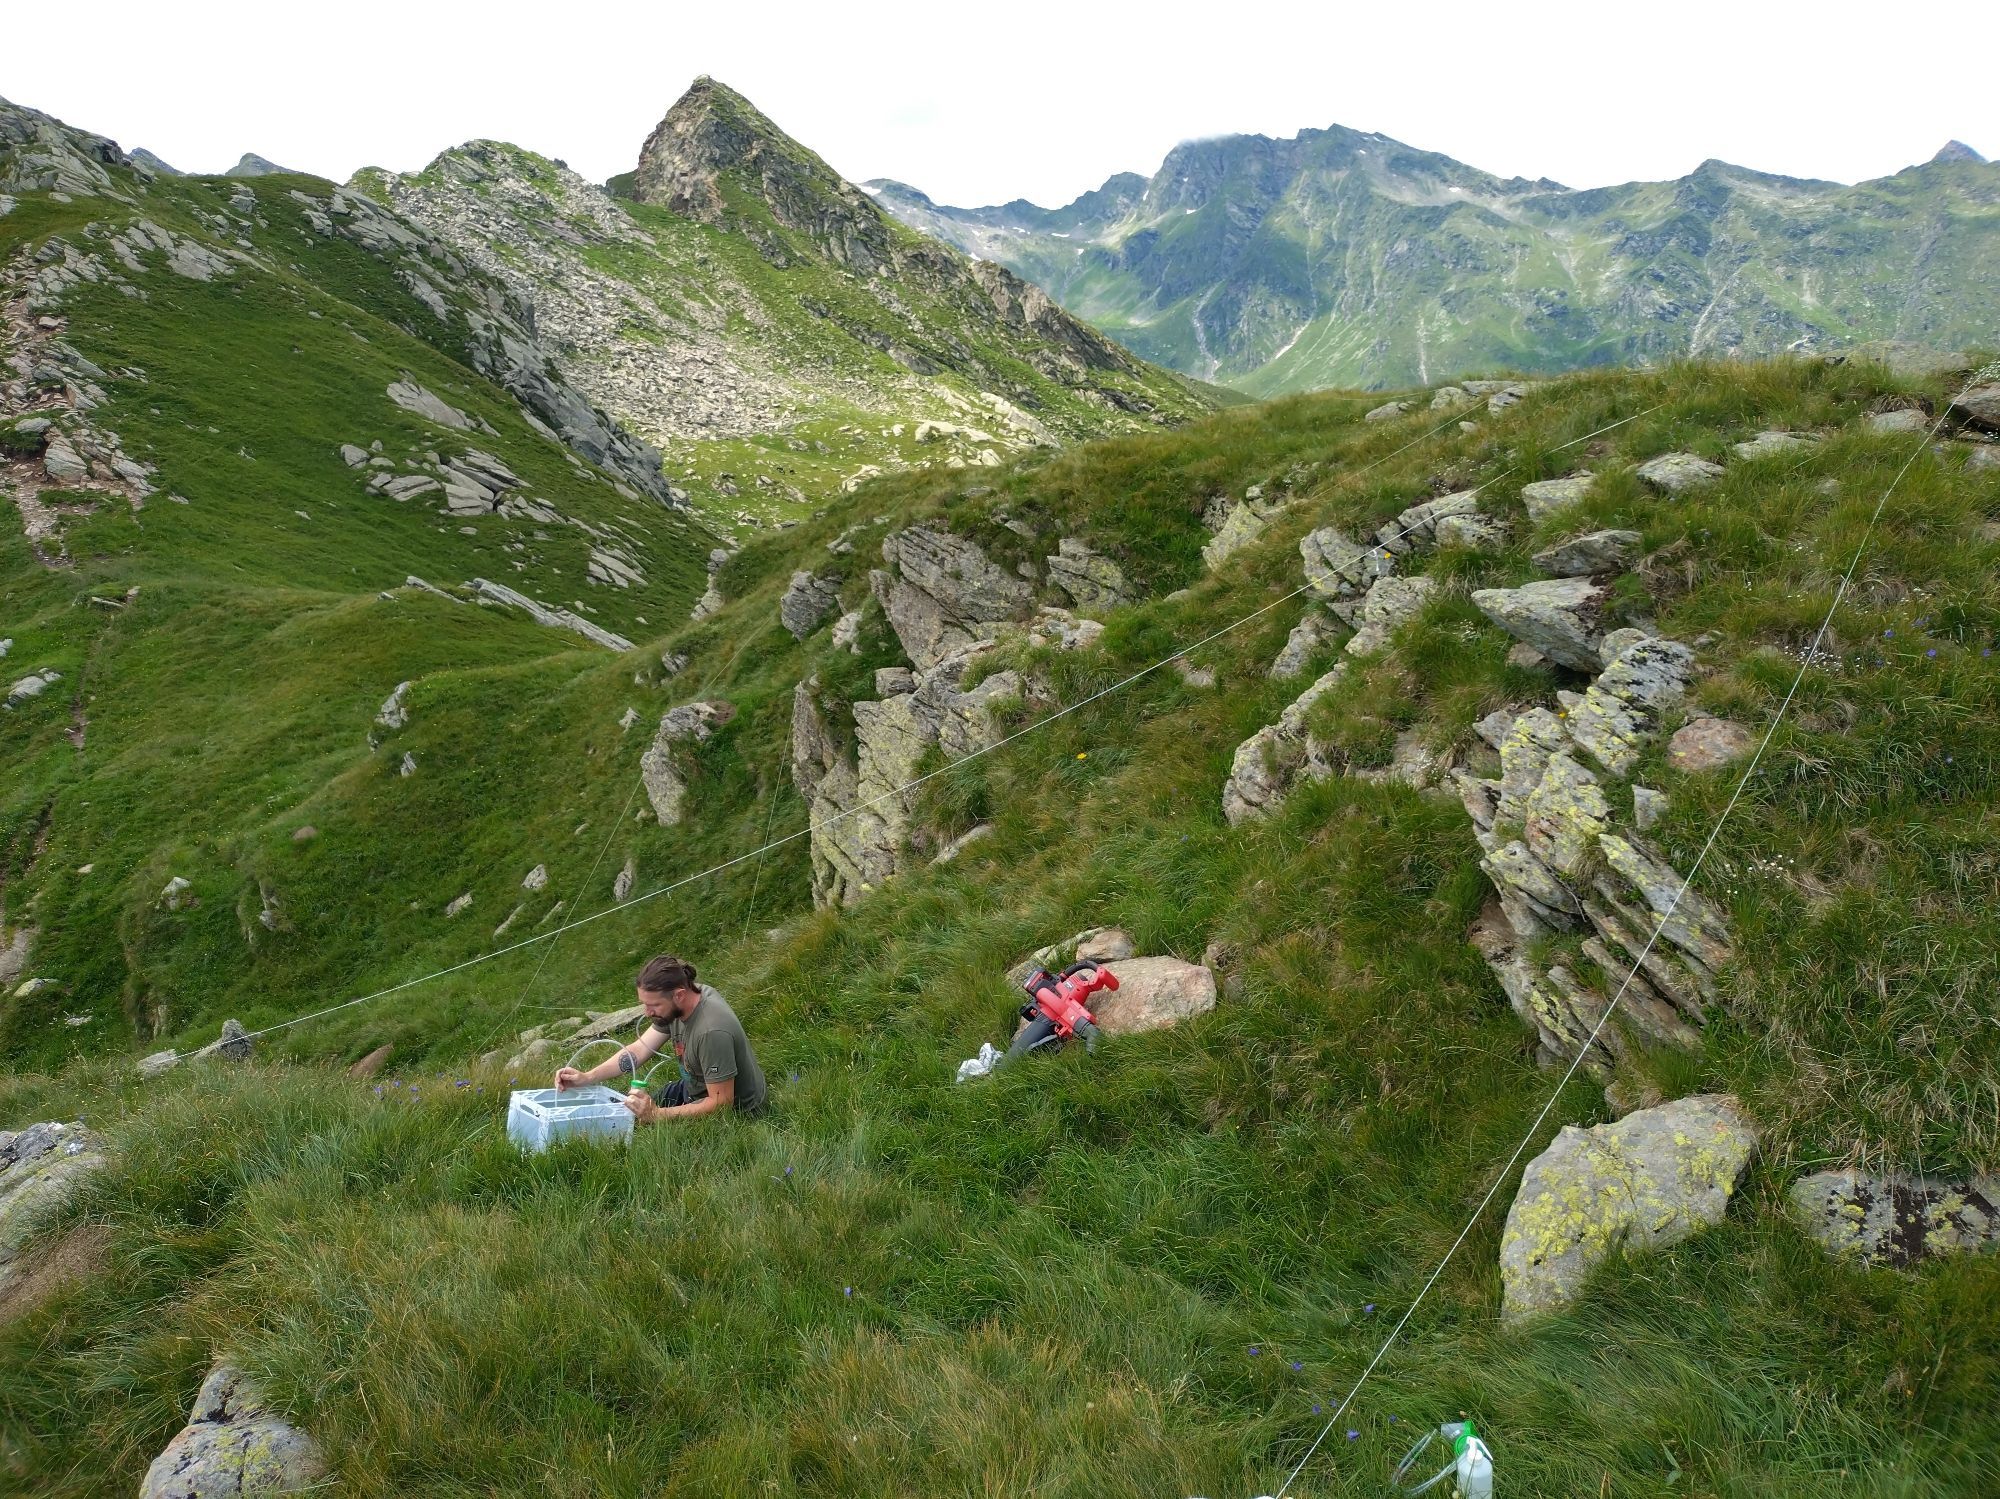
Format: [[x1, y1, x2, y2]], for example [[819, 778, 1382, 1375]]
[[650, 986, 767, 1114]]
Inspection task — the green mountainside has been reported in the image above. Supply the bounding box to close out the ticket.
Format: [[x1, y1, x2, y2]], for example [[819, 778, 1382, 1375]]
[[870, 131, 2000, 396], [3, 83, 2000, 1499], [353, 77, 1222, 537]]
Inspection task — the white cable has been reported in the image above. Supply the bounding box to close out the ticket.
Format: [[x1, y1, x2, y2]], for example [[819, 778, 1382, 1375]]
[[1272, 405, 1953, 1497], [191, 396, 1653, 1058]]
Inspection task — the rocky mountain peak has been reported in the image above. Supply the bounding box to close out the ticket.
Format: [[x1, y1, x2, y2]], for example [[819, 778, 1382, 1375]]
[[226, 152, 296, 178], [630, 76, 893, 272], [1931, 139, 1985, 164]]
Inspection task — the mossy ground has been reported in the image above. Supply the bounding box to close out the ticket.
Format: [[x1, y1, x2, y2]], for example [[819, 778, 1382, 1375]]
[[3, 349, 1998, 1495]]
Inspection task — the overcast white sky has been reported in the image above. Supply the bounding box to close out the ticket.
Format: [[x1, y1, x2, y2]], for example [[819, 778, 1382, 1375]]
[[8, 1, 1993, 206]]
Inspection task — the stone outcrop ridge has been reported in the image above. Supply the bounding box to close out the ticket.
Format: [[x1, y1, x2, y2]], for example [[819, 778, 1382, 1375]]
[[1500, 1093, 1757, 1320], [466, 578, 634, 651], [139, 1361, 326, 1498]]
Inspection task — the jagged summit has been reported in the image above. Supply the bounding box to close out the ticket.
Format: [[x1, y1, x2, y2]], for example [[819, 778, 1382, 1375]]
[[129, 147, 181, 177], [1932, 139, 1985, 164], [631, 75, 894, 273]]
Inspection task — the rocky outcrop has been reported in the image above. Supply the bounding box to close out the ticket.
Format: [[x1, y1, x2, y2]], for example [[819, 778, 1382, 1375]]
[[139, 1361, 326, 1498], [779, 570, 841, 639], [1470, 577, 1610, 672], [1299, 526, 1393, 619], [1202, 489, 1290, 570], [1499, 1094, 1757, 1320], [1044, 537, 1130, 610], [1732, 430, 1818, 461], [1343, 575, 1435, 657], [0, 1121, 104, 1296], [640, 700, 736, 826], [792, 649, 1023, 907], [1456, 632, 1726, 1078], [1221, 665, 1346, 824], [1787, 1169, 1999, 1268], [1948, 383, 2000, 433], [873, 524, 1034, 669], [466, 578, 635, 651], [1269, 609, 1332, 679]]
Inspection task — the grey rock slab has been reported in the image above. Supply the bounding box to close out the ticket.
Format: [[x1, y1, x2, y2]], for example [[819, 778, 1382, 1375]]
[[375, 680, 412, 730], [1363, 400, 1410, 422], [139, 1361, 325, 1499], [1269, 609, 1333, 679], [1300, 526, 1393, 604], [1533, 529, 1642, 578], [1788, 1169, 1998, 1268], [1632, 785, 1667, 831], [5, 669, 62, 708], [640, 701, 736, 825], [1963, 444, 2000, 473], [1565, 637, 1695, 775], [1500, 1094, 1757, 1321], [387, 379, 474, 430], [1520, 473, 1595, 523], [1470, 577, 1610, 672], [338, 443, 369, 467], [1635, 452, 1725, 495]]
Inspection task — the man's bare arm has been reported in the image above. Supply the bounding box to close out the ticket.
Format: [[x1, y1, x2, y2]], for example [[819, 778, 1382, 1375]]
[[553, 1027, 668, 1090], [626, 1075, 732, 1124]]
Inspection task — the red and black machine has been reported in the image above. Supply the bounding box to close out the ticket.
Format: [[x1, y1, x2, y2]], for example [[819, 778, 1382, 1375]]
[[1002, 959, 1118, 1064]]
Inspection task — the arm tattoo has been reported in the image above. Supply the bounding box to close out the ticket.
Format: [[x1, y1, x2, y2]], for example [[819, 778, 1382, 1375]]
[[617, 1050, 637, 1076]]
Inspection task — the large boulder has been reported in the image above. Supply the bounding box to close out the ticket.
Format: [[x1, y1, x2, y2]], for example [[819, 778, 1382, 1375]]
[[1469, 577, 1610, 672], [1667, 716, 1754, 772], [1499, 1094, 1757, 1321], [1635, 453, 1725, 495], [1787, 1169, 1999, 1268], [1090, 957, 1217, 1035], [139, 1361, 326, 1498], [778, 571, 841, 639]]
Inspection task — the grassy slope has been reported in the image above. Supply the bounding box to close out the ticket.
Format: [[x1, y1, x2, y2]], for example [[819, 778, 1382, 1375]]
[[4, 353, 1998, 1494]]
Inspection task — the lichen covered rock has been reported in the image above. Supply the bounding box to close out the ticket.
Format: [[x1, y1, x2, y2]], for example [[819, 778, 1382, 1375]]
[[1788, 1169, 1999, 1268], [139, 1362, 326, 1498], [1500, 1094, 1757, 1320]]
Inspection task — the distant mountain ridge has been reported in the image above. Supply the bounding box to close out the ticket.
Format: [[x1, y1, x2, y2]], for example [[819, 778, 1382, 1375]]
[[870, 127, 1998, 394]]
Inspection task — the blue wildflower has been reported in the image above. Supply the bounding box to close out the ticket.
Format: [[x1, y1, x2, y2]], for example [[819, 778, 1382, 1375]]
[[844, 1286, 853, 1297], [1249, 1345, 1261, 1357], [1347, 1430, 1359, 1442], [1363, 1303, 1376, 1315], [1927, 648, 1938, 658], [1291, 1361, 1302, 1372]]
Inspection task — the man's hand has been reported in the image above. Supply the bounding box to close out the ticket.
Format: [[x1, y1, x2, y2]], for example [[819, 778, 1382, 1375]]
[[623, 1090, 659, 1124], [553, 1066, 584, 1092]]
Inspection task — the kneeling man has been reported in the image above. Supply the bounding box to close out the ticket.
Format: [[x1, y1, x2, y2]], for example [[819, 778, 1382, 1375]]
[[553, 955, 767, 1123]]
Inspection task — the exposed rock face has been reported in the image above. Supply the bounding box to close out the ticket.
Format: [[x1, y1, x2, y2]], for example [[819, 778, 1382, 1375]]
[[1636, 452, 1725, 495], [1499, 1094, 1757, 1321], [1045, 537, 1130, 610], [139, 1361, 326, 1498], [1788, 1169, 1999, 1268], [1865, 408, 1929, 435], [874, 524, 1034, 670], [640, 700, 736, 825], [0, 1121, 104, 1296], [1203, 492, 1289, 570], [1533, 529, 1641, 578], [1363, 399, 1409, 422], [375, 680, 412, 730], [1470, 577, 1610, 672], [779, 570, 841, 639], [787, 522, 1046, 904], [466, 578, 634, 651], [1299, 526, 1393, 618], [1456, 635, 1726, 1078], [1091, 956, 1218, 1035], [792, 648, 1022, 907]]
